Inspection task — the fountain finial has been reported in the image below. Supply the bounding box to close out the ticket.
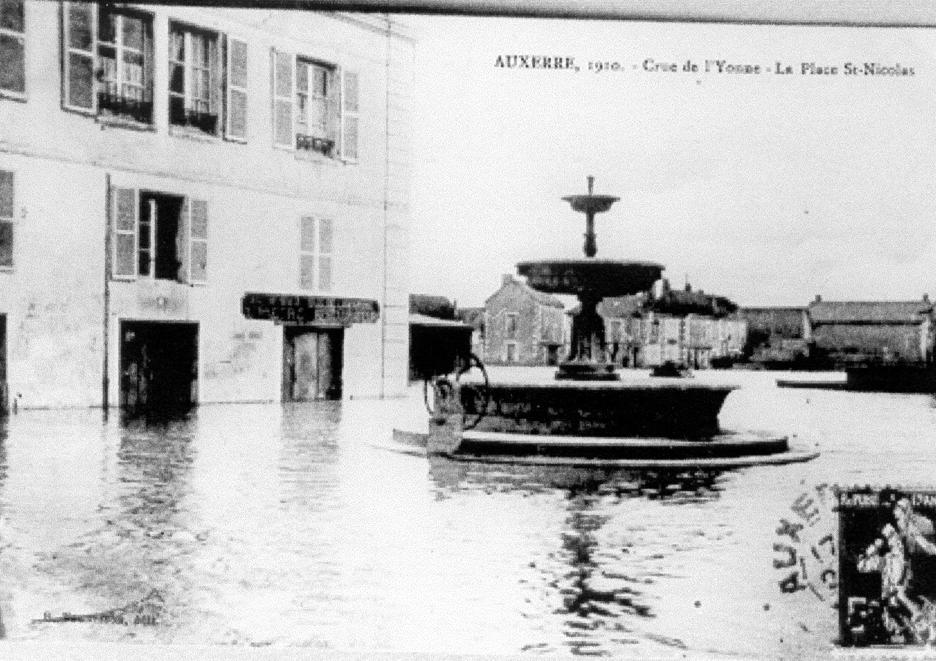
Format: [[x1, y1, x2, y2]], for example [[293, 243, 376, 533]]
[[587, 176, 594, 195]]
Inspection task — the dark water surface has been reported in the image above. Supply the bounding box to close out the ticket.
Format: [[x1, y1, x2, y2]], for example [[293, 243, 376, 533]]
[[1, 370, 935, 657]]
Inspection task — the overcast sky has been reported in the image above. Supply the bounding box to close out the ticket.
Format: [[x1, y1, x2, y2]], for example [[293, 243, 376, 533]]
[[404, 16, 936, 308]]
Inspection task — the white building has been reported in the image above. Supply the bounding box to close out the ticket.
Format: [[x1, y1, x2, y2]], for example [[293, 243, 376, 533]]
[[0, 2, 413, 410]]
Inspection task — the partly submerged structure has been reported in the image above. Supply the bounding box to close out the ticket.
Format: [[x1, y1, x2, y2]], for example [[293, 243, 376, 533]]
[[395, 178, 817, 468]]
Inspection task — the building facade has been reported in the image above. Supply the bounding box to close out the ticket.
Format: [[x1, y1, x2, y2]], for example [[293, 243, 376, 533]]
[[483, 275, 566, 366], [805, 296, 935, 366], [0, 3, 413, 410], [738, 306, 810, 366], [601, 291, 747, 369]]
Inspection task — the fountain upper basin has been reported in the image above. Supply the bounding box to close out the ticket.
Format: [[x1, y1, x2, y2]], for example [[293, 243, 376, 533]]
[[516, 259, 663, 297]]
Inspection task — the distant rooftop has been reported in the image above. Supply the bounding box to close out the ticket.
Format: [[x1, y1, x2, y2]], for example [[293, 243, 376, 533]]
[[808, 297, 933, 324]]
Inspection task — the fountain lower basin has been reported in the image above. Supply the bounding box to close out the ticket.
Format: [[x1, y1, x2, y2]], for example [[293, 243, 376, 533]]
[[461, 378, 734, 439]]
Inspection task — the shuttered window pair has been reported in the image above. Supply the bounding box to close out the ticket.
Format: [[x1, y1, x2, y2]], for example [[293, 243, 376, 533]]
[[0, 0, 25, 98], [0, 169, 14, 268], [272, 49, 359, 161], [61, 4, 247, 140], [111, 187, 207, 285], [299, 216, 333, 292]]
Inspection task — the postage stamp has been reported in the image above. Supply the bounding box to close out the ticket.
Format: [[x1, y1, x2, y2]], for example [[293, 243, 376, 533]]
[[837, 487, 936, 647]]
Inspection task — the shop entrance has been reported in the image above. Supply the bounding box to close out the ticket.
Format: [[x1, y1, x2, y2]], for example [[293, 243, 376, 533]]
[[120, 321, 198, 413], [282, 327, 343, 401]]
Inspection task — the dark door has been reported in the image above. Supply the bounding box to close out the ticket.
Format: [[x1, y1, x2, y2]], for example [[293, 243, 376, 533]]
[[120, 321, 198, 413], [282, 327, 343, 401]]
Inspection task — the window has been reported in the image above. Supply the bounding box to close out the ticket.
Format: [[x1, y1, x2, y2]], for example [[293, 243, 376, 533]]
[[299, 216, 333, 291], [0, 0, 25, 98], [62, 3, 153, 123], [506, 343, 517, 364], [505, 313, 518, 339], [169, 23, 220, 135], [296, 59, 337, 154], [272, 48, 358, 160], [110, 187, 208, 284], [0, 169, 13, 268]]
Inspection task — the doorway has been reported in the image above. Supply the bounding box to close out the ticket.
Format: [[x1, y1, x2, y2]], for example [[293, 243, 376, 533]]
[[120, 321, 198, 413], [282, 327, 343, 401]]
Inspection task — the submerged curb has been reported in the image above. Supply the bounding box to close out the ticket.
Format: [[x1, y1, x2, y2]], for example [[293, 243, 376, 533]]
[[386, 428, 819, 469]]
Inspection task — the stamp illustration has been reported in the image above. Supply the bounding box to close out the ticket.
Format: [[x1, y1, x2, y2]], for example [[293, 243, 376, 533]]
[[838, 488, 936, 647]]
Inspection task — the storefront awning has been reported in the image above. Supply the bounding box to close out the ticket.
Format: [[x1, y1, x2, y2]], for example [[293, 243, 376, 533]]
[[241, 292, 379, 325]]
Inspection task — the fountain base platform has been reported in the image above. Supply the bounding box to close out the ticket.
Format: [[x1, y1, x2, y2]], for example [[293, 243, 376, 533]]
[[384, 375, 819, 469], [386, 428, 818, 469]]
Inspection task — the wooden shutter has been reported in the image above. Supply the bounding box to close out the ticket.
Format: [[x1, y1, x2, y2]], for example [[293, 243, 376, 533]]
[[271, 48, 294, 149], [62, 1, 96, 112], [341, 70, 359, 161], [0, 0, 26, 96], [225, 36, 248, 141], [317, 217, 333, 291], [324, 68, 339, 148], [299, 215, 315, 290], [188, 198, 208, 284], [209, 34, 221, 126], [111, 186, 137, 279], [0, 169, 13, 268]]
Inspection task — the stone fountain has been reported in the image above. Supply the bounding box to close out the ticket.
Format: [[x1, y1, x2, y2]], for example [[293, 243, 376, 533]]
[[393, 177, 819, 468]]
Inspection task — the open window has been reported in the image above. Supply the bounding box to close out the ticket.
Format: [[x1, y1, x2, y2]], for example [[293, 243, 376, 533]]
[[0, 0, 25, 99], [110, 186, 208, 284], [272, 48, 358, 160], [62, 2, 154, 124], [168, 22, 220, 136]]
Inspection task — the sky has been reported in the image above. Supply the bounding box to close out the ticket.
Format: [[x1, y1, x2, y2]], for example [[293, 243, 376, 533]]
[[404, 16, 936, 308]]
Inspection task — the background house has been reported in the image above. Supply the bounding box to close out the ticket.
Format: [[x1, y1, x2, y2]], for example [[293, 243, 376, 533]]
[[600, 284, 746, 368], [738, 306, 810, 367], [805, 295, 935, 366], [483, 274, 567, 366]]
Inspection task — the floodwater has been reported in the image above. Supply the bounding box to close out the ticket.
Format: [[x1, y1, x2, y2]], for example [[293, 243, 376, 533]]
[[1, 369, 935, 657]]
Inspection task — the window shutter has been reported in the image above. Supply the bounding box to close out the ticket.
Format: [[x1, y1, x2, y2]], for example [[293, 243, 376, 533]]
[[340, 69, 359, 161], [111, 186, 137, 279], [225, 36, 248, 141], [209, 35, 221, 120], [0, 169, 13, 268], [271, 48, 294, 149], [62, 1, 96, 112], [188, 198, 208, 284], [317, 217, 333, 292], [324, 68, 339, 148], [299, 215, 315, 290], [0, 0, 26, 96]]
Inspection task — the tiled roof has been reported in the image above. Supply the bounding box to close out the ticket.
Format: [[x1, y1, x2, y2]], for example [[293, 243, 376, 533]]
[[808, 300, 933, 324], [485, 276, 565, 308]]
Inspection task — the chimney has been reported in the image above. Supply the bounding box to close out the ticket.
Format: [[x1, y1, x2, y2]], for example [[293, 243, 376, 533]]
[[924, 293, 930, 304], [502, 273, 514, 287], [814, 294, 822, 303]]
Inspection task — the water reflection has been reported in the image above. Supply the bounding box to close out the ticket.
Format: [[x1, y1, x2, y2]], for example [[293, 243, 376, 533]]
[[428, 458, 726, 655]]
